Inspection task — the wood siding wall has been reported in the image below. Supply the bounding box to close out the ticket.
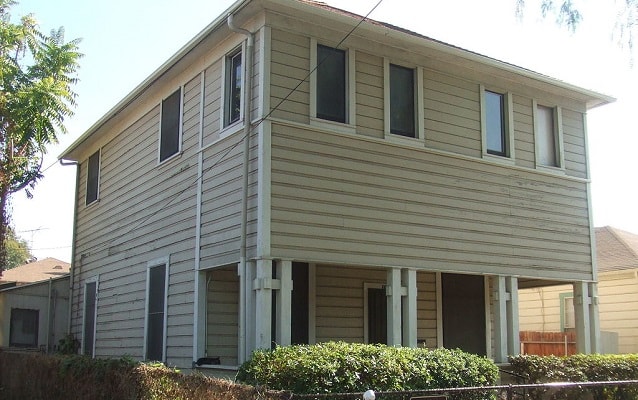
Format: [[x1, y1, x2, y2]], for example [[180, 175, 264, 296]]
[[206, 266, 239, 365], [267, 25, 593, 281]]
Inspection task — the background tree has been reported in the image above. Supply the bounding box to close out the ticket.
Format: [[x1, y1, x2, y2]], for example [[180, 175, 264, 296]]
[[516, 0, 637, 53], [0, 0, 80, 275], [4, 226, 32, 269]]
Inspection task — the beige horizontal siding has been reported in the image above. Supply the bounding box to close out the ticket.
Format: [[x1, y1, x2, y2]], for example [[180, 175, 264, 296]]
[[417, 271, 437, 348], [270, 122, 593, 281], [561, 108, 588, 179], [206, 266, 239, 365], [356, 51, 384, 138], [513, 95, 535, 169]]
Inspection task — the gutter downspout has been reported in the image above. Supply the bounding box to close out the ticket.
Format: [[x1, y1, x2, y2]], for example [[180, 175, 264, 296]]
[[60, 159, 79, 337], [228, 13, 254, 364], [46, 277, 52, 353]]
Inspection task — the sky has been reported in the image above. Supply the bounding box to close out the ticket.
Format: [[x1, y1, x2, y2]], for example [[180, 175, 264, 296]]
[[7, 0, 637, 263]]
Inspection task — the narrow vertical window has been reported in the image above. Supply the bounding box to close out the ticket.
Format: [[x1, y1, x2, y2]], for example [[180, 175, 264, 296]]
[[316, 44, 346, 123], [225, 50, 242, 126], [537, 105, 558, 167], [159, 88, 182, 162], [390, 64, 415, 137], [562, 295, 575, 330], [83, 280, 97, 356], [146, 262, 167, 362], [86, 150, 100, 205], [485, 90, 506, 156]]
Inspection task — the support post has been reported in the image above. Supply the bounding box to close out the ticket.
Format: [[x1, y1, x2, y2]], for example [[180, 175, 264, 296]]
[[493, 276, 508, 363], [386, 268, 402, 346], [573, 281, 591, 354], [588, 282, 600, 353], [276, 260, 292, 346], [254, 260, 272, 350], [506, 276, 520, 357], [402, 269, 417, 347]]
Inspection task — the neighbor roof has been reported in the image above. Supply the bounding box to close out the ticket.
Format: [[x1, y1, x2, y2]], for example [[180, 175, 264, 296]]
[[0, 257, 70, 285], [595, 226, 638, 273]]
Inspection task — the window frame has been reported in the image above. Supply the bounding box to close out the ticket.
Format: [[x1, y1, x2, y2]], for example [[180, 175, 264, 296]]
[[144, 256, 170, 363], [383, 58, 424, 143], [82, 276, 99, 357], [533, 100, 565, 172], [309, 39, 356, 133], [158, 87, 183, 164], [85, 149, 101, 206], [480, 85, 515, 163], [9, 308, 39, 348], [222, 46, 244, 129], [560, 292, 575, 331]]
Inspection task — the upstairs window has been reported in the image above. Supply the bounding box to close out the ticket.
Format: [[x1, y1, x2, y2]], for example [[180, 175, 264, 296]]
[[535, 103, 563, 169], [86, 150, 100, 205], [159, 88, 182, 162], [225, 49, 243, 126], [316, 44, 346, 123], [389, 63, 415, 137], [145, 258, 169, 362], [481, 87, 514, 160], [485, 90, 506, 156]]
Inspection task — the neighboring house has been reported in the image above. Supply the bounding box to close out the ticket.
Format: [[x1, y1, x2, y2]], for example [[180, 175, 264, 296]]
[[519, 226, 638, 354], [58, 0, 613, 371], [0, 258, 70, 351]]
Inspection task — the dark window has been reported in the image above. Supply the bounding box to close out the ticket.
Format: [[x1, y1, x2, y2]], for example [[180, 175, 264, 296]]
[[225, 50, 242, 126], [485, 90, 507, 156], [86, 150, 100, 205], [367, 287, 387, 345], [83, 281, 97, 356], [316, 44, 346, 123], [9, 308, 39, 347], [146, 264, 166, 361], [159, 89, 181, 162], [390, 64, 415, 137]]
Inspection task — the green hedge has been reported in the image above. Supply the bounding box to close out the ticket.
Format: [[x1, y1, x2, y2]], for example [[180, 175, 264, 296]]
[[509, 354, 638, 400], [236, 341, 498, 399], [0, 351, 278, 400]]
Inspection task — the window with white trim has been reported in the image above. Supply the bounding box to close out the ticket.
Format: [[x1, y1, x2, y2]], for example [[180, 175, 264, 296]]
[[535, 102, 564, 169], [560, 293, 575, 331], [159, 88, 182, 162], [389, 64, 415, 137], [310, 40, 355, 129], [86, 150, 100, 205], [145, 258, 169, 362], [481, 87, 514, 160], [224, 48, 243, 127], [83, 277, 98, 357]]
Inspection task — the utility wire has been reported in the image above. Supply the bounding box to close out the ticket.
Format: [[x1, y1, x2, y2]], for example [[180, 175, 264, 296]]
[[81, 0, 384, 258]]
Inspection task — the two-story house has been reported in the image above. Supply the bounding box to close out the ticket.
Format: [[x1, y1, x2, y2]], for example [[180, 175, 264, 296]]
[[59, 0, 613, 371]]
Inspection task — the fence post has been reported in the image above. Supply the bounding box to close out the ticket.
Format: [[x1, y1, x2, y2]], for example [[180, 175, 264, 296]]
[[507, 384, 513, 400]]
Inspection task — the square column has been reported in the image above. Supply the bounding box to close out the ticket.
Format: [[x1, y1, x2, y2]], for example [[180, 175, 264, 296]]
[[402, 269, 418, 348], [254, 259, 273, 350], [275, 260, 293, 346], [386, 268, 402, 346], [492, 276, 508, 363], [573, 281, 591, 354], [506, 276, 520, 358], [589, 282, 600, 353]]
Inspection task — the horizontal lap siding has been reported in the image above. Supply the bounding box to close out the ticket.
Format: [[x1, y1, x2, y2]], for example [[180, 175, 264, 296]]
[[424, 71, 481, 157], [72, 76, 202, 366], [417, 271, 437, 348], [562, 109, 588, 179], [206, 266, 239, 365], [270, 123, 593, 281], [513, 95, 535, 169], [270, 29, 309, 123], [356, 51, 383, 138], [598, 273, 638, 353]]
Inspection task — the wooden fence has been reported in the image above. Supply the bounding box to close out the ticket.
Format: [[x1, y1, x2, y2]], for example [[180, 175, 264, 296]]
[[519, 331, 576, 356]]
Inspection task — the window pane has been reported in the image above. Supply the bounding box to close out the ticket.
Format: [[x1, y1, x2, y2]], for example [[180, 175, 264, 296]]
[[83, 281, 97, 356], [485, 91, 506, 156], [10, 309, 39, 347], [147, 264, 166, 361], [390, 64, 415, 137], [564, 297, 575, 329], [86, 151, 100, 205], [159, 89, 181, 162], [316, 45, 346, 123], [226, 51, 242, 125], [537, 105, 557, 166]]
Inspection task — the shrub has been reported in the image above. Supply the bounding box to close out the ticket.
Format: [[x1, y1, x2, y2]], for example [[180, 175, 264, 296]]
[[509, 354, 638, 400], [236, 341, 498, 399]]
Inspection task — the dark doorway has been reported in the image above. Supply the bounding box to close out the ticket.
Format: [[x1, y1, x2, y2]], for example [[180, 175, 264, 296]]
[[291, 262, 309, 344], [441, 273, 486, 355], [367, 287, 387, 344]]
